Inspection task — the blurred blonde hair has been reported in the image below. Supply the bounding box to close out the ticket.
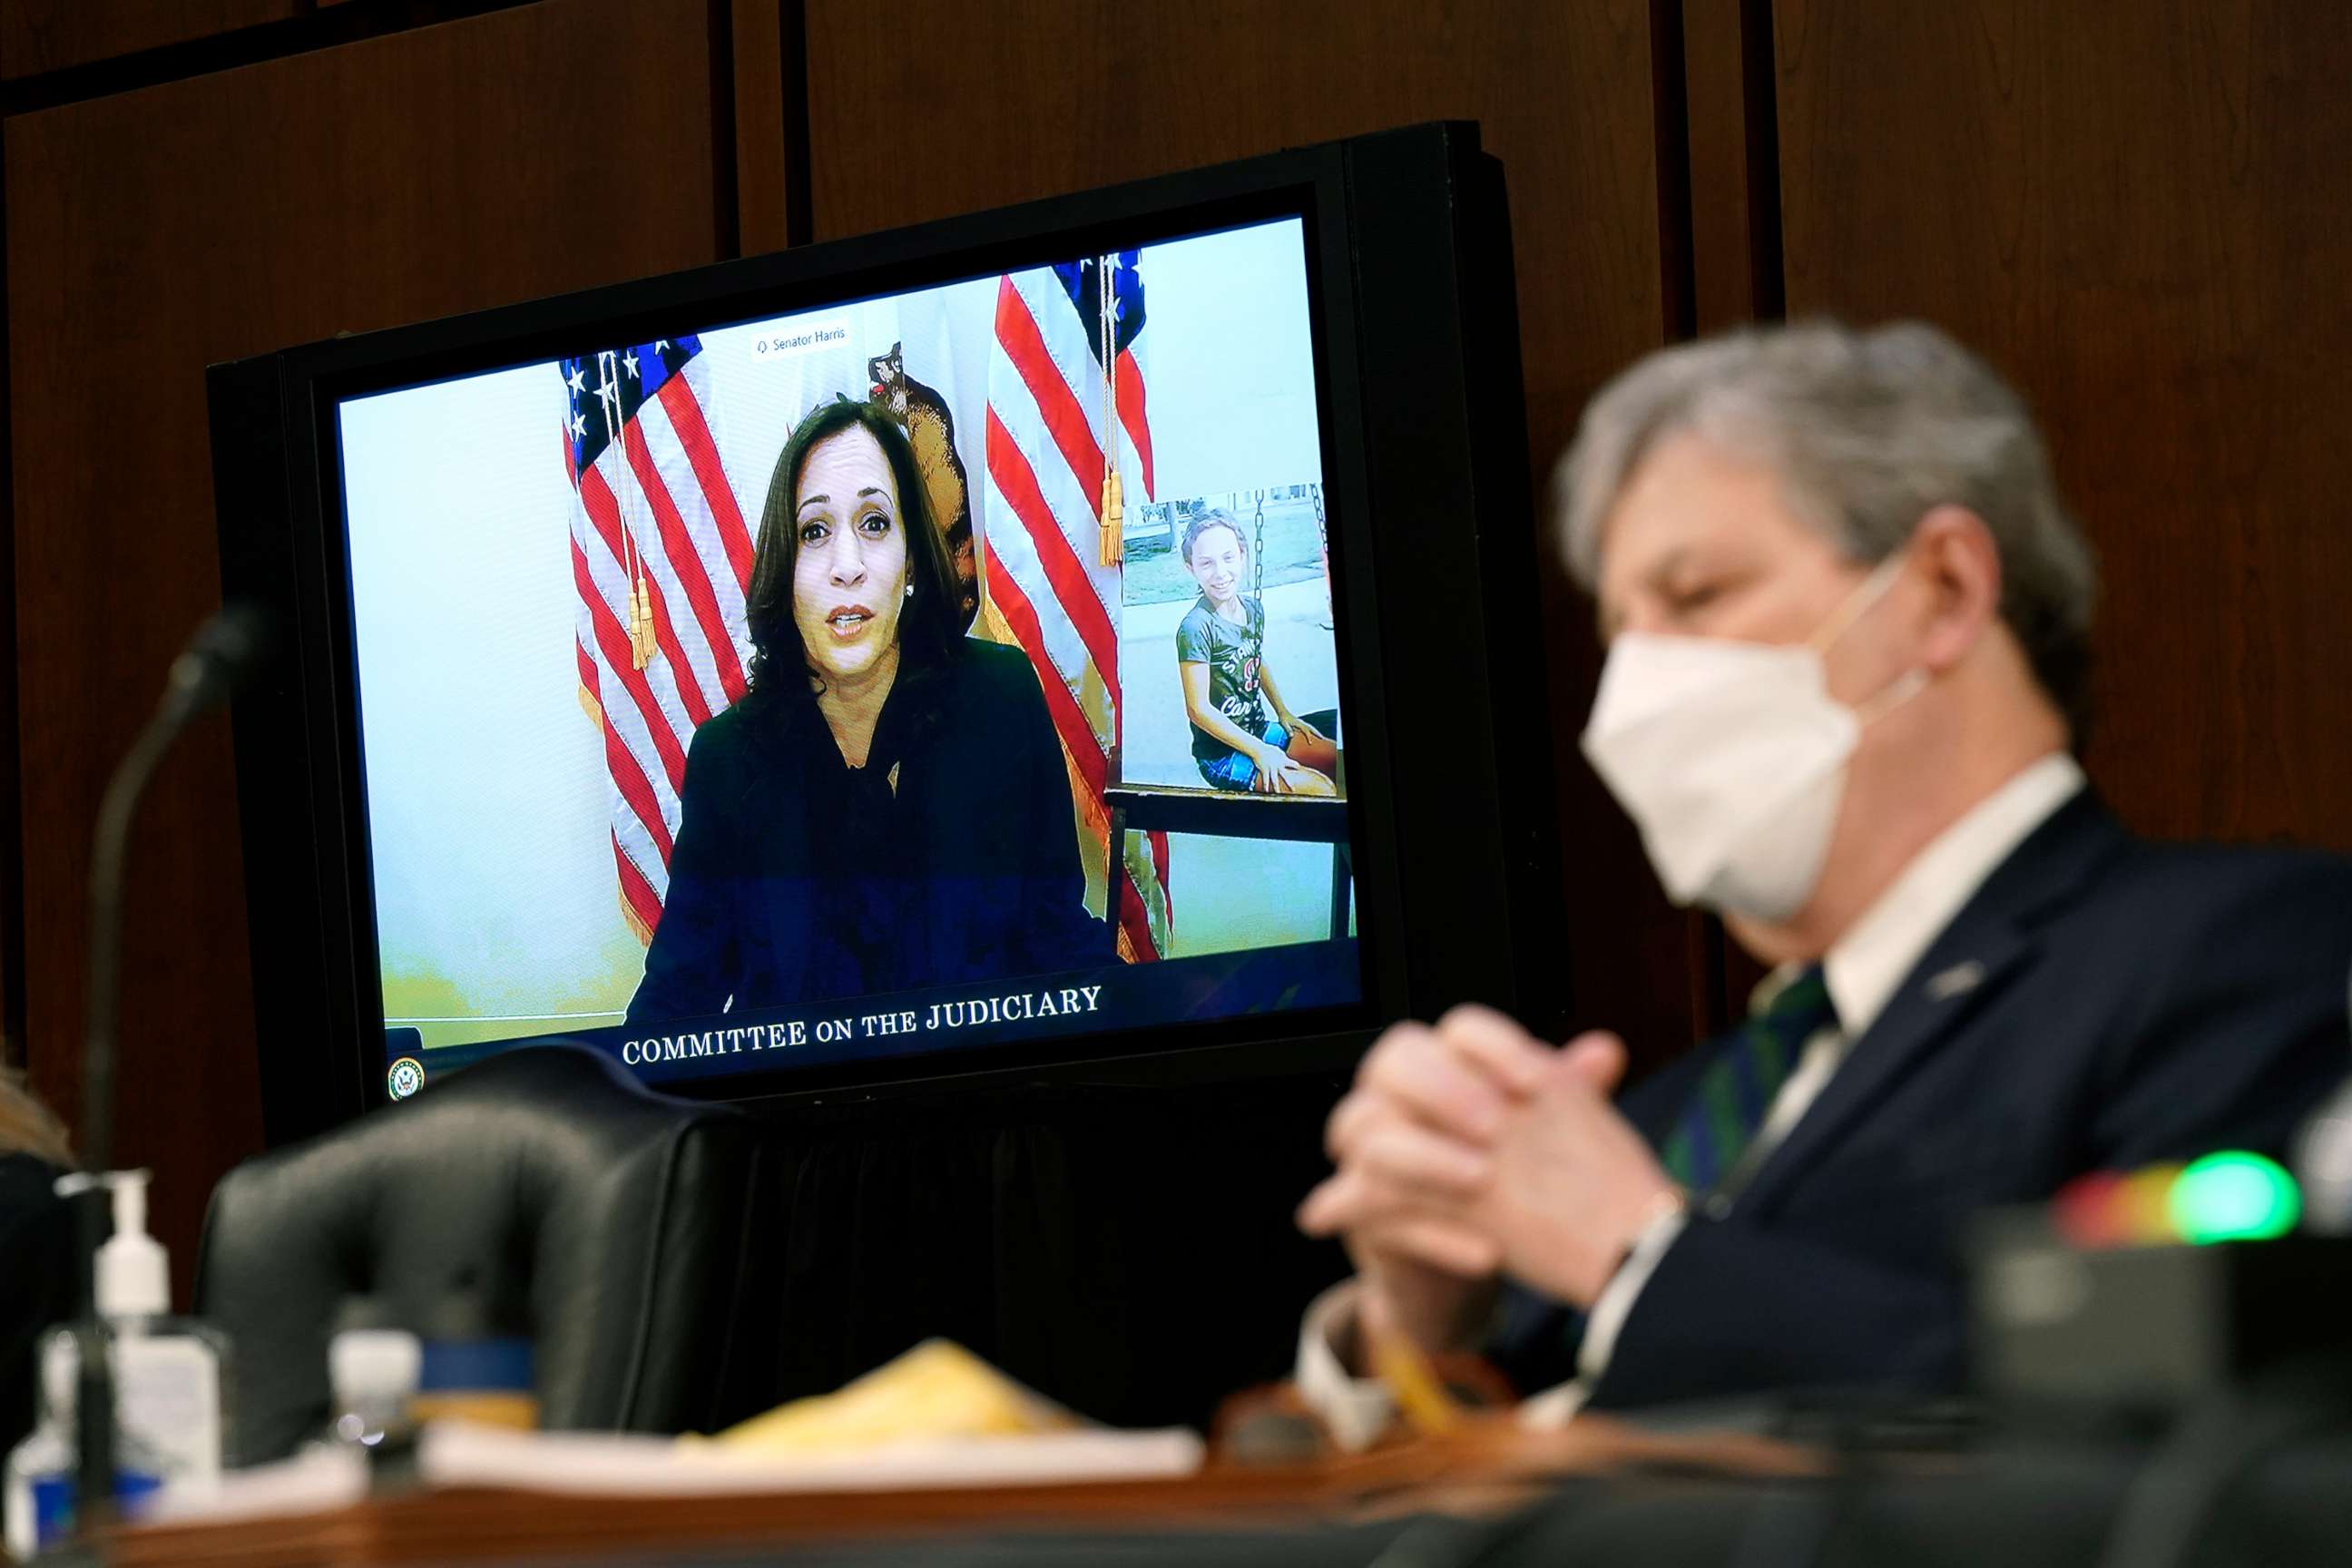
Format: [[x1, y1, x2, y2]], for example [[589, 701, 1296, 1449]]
[[0, 1066, 74, 1167]]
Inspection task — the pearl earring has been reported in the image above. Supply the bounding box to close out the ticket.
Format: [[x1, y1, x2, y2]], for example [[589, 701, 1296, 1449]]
[[904, 583, 915, 599]]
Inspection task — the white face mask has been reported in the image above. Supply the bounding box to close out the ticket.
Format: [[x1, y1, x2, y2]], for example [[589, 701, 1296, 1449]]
[[1580, 555, 1925, 922]]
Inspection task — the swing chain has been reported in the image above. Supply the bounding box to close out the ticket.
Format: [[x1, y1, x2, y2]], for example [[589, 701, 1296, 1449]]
[[1311, 481, 1334, 630], [1252, 488, 1267, 603]]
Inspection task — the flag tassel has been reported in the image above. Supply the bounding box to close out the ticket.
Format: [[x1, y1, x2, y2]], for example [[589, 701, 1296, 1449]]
[[1099, 253, 1124, 567], [1099, 466, 1123, 567], [630, 574, 653, 670]]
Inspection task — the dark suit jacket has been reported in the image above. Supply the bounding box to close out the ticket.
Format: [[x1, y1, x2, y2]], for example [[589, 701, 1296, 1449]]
[[1491, 792, 2352, 1409], [628, 638, 1112, 1024]]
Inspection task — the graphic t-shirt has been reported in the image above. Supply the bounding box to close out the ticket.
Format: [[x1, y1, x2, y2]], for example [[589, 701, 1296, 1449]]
[[1176, 594, 1271, 765]]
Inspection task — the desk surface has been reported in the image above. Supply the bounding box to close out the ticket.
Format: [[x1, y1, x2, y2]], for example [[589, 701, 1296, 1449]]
[[102, 1418, 1817, 1568]]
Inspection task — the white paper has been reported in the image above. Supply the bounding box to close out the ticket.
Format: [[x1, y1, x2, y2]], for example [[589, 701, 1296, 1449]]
[[135, 1445, 368, 1526], [416, 1420, 1205, 1495]]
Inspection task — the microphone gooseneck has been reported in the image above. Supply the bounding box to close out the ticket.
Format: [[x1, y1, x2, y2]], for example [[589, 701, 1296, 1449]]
[[83, 603, 267, 1173], [67, 603, 267, 1542]]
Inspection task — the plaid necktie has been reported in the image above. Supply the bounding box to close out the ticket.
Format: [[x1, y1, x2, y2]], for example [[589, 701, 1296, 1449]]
[[1659, 965, 1838, 1193]]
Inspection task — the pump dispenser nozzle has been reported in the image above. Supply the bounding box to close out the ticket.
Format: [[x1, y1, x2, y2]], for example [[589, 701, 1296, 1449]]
[[93, 1170, 168, 1321]]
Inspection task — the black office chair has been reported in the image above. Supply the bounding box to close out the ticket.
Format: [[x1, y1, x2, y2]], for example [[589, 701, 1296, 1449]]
[[194, 1044, 769, 1465]]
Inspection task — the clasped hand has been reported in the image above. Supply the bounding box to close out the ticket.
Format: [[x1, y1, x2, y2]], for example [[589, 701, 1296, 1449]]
[[1296, 1005, 1680, 1352]]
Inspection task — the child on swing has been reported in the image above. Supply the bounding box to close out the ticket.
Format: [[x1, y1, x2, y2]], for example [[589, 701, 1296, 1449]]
[[1174, 509, 1339, 796]]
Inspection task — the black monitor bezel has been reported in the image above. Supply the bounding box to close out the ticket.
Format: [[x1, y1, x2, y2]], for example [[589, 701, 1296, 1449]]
[[231, 141, 1426, 1128]]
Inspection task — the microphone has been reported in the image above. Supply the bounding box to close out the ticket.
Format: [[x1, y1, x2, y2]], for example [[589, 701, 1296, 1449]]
[[155, 603, 269, 730], [64, 603, 270, 1540], [84, 603, 270, 1171]]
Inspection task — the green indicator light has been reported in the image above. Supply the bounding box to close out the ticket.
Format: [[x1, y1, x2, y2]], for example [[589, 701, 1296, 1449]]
[[2167, 1152, 2301, 1243]]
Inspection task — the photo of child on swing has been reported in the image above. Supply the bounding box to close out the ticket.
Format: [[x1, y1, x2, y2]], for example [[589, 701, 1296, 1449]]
[[1117, 486, 1344, 799], [1174, 508, 1338, 795]]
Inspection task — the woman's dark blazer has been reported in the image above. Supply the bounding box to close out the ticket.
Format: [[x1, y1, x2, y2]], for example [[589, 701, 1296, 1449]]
[[1, 1152, 70, 1454], [626, 637, 1109, 1024]]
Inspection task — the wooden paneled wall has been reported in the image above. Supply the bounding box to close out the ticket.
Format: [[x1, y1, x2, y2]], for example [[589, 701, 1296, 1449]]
[[1771, 0, 2352, 853], [1, 0, 2347, 1376], [1, 1, 299, 79]]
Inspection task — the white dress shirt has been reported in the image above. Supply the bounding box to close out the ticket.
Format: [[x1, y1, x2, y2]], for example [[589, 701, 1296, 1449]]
[[1298, 752, 2087, 1446]]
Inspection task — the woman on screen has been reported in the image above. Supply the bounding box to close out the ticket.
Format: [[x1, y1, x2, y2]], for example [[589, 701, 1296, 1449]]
[[626, 397, 1108, 1025], [1175, 510, 1338, 796]]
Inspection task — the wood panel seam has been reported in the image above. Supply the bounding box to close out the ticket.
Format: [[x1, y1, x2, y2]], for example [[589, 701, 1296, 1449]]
[[1, 0, 534, 118]]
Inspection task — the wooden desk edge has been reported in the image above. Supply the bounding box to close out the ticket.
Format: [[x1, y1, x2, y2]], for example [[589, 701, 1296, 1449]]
[[103, 1418, 1825, 1567]]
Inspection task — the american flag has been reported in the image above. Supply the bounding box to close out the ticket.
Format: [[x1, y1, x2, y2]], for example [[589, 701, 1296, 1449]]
[[980, 255, 1174, 961], [560, 336, 754, 943]]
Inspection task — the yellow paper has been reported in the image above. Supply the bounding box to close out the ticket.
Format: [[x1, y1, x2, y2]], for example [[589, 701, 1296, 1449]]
[[688, 1340, 1078, 1455]]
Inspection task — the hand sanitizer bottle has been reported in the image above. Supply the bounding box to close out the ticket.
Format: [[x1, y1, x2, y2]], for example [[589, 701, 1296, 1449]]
[[4, 1335, 166, 1554], [9, 1170, 234, 1545]]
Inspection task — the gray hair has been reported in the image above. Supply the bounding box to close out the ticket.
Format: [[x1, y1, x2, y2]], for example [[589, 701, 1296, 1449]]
[[1554, 319, 2098, 733]]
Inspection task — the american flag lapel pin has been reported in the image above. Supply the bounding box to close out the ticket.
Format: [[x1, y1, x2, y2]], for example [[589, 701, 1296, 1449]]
[[1924, 959, 1986, 1003]]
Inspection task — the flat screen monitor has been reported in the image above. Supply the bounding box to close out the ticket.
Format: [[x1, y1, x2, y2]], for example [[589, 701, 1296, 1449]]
[[210, 122, 1565, 1136]]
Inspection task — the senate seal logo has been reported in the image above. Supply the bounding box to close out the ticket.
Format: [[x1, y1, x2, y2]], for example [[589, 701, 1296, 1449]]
[[387, 1057, 426, 1101]]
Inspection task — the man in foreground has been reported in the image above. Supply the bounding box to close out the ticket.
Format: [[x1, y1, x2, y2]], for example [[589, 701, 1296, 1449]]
[[1297, 320, 2352, 1430]]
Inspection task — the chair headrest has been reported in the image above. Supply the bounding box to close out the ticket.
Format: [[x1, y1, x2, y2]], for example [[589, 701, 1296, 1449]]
[[196, 1044, 759, 1461]]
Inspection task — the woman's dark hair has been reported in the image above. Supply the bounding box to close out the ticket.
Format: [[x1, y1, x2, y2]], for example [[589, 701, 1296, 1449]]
[[745, 396, 964, 701]]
